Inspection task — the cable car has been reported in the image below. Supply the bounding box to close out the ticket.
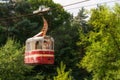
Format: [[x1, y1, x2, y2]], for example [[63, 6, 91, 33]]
[[24, 8, 54, 65], [24, 36, 54, 65]]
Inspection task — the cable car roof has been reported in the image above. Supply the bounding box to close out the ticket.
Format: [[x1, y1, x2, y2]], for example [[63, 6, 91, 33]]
[[26, 36, 54, 42], [26, 37, 44, 42]]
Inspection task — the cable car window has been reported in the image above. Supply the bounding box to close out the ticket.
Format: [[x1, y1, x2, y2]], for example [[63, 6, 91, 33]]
[[49, 38, 54, 50], [48, 39, 52, 50], [35, 41, 42, 49], [42, 37, 54, 50], [42, 40, 49, 49]]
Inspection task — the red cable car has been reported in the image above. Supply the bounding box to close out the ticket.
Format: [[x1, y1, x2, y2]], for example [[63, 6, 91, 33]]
[[24, 8, 54, 65], [24, 36, 54, 65]]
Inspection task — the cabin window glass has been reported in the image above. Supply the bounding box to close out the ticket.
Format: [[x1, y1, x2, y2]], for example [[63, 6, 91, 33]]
[[49, 39, 54, 50], [42, 38, 54, 50], [35, 40, 42, 49], [47, 39, 51, 50], [42, 40, 49, 49], [49, 38, 54, 50]]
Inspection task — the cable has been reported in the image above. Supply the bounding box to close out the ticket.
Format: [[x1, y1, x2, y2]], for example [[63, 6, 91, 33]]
[[66, 0, 120, 11], [0, 11, 45, 21], [0, 0, 89, 21], [62, 0, 90, 7]]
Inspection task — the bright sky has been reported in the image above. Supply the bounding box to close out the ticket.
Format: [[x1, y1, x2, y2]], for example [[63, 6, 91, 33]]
[[53, 0, 120, 16]]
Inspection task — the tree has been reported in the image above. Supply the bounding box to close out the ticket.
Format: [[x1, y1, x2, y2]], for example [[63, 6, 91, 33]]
[[78, 5, 120, 80], [74, 7, 89, 33], [54, 62, 73, 80], [0, 1, 35, 44], [0, 38, 33, 80], [71, 8, 91, 79]]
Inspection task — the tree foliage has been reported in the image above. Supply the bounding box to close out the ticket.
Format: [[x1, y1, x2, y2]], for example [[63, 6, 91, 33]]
[[0, 38, 33, 80], [78, 5, 120, 80], [54, 62, 73, 80]]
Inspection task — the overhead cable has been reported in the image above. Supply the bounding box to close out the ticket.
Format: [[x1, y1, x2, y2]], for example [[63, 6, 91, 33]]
[[63, 0, 90, 7], [66, 0, 120, 10]]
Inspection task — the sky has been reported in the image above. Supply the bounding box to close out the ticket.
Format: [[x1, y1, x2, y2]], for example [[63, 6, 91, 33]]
[[53, 0, 120, 16]]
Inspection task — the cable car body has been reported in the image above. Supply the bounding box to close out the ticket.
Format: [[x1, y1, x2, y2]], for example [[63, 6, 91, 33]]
[[24, 36, 54, 65], [24, 8, 54, 65]]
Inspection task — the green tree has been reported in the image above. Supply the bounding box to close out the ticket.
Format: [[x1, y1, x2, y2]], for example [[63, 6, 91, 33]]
[[74, 7, 89, 33], [71, 8, 90, 80], [54, 62, 73, 80], [0, 1, 34, 44], [0, 38, 33, 80], [78, 5, 120, 80]]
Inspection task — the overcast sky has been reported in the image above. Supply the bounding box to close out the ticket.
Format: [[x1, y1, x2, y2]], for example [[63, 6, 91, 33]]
[[53, 0, 120, 16]]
